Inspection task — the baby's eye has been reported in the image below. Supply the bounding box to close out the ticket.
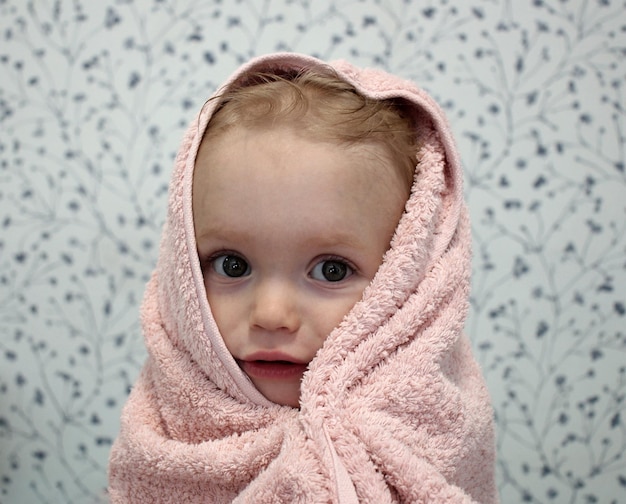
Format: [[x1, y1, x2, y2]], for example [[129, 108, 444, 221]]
[[212, 254, 250, 278], [310, 259, 353, 282]]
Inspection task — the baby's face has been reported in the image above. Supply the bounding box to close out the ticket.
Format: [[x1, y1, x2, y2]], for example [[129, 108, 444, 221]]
[[193, 126, 408, 407]]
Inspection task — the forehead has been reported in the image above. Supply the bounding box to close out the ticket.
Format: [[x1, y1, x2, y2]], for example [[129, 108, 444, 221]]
[[199, 72, 417, 194], [194, 126, 401, 197], [192, 126, 408, 246]]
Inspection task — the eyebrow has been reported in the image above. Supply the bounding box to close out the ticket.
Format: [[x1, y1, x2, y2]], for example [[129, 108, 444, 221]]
[[195, 224, 244, 246], [195, 222, 367, 251]]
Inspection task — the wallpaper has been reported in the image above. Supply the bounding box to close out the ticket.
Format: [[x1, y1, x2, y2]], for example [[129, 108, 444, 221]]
[[1, 0, 625, 502]]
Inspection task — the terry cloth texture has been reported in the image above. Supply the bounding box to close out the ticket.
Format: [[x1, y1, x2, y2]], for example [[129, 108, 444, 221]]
[[108, 52, 499, 503]]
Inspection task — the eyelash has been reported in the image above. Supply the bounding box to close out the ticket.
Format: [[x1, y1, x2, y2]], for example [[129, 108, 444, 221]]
[[309, 256, 357, 282], [201, 251, 358, 281], [202, 250, 245, 269]]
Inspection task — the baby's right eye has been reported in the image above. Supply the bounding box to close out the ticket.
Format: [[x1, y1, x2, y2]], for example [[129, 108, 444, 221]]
[[211, 254, 250, 278]]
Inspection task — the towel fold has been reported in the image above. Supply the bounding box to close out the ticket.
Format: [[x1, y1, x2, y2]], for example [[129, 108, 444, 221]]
[[108, 52, 498, 503]]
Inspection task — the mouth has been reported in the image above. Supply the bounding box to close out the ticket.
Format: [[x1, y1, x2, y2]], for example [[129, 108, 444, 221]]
[[238, 352, 308, 380]]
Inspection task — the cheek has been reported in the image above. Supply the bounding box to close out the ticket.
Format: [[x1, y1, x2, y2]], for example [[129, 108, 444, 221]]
[[205, 287, 238, 346]]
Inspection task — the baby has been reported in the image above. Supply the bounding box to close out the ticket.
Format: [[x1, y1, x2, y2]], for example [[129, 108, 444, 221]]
[[192, 70, 415, 408], [109, 53, 498, 503]]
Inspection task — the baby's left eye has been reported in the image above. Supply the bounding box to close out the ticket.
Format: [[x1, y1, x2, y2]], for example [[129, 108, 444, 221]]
[[310, 259, 353, 282]]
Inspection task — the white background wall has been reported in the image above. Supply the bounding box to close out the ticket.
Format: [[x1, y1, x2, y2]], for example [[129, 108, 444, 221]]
[[1, 1, 625, 502]]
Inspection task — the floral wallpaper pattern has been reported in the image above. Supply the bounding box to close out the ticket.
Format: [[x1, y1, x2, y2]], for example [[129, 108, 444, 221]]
[[1, 0, 624, 502]]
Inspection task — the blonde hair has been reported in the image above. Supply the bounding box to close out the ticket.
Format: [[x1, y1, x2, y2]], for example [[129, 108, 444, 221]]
[[201, 68, 418, 192]]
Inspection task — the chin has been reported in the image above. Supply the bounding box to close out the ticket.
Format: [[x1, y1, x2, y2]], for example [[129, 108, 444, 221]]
[[256, 380, 302, 408]]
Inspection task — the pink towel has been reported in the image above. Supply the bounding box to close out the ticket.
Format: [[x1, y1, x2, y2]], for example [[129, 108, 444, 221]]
[[108, 53, 498, 503]]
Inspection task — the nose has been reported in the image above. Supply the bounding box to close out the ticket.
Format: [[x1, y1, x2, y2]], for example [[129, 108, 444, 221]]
[[249, 279, 301, 333]]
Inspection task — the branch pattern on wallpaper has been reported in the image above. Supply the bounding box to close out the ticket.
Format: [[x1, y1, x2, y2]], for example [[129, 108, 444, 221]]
[[0, 1, 625, 502]]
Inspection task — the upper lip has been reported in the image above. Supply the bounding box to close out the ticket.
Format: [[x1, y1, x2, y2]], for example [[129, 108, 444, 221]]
[[241, 350, 307, 364]]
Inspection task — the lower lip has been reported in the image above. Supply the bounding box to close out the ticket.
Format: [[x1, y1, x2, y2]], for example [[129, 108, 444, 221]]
[[240, 361, 308, 380]]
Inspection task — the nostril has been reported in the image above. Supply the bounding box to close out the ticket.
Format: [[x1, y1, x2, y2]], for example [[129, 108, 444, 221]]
[[250, 282, 302, 332]]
